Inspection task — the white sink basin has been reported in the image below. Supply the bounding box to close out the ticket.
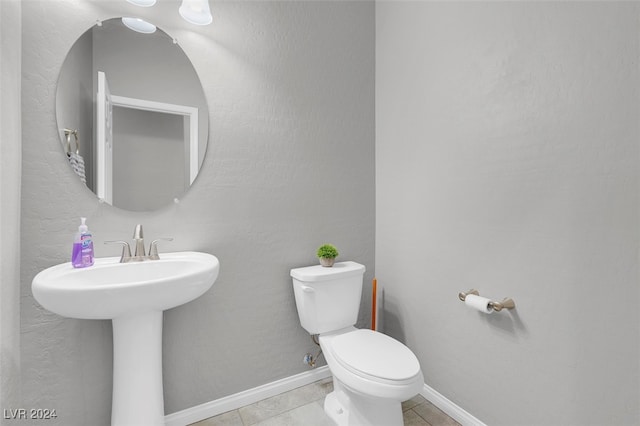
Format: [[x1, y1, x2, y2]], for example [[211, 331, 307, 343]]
[[32, 251, 219, 319], [31, 251, 219, 426]]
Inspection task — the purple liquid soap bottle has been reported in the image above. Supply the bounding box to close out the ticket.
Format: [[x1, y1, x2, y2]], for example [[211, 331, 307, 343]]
[[71, 217, 94, 268]]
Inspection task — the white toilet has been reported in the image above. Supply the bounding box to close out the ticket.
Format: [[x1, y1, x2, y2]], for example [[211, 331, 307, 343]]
[[291, 261, 424, 426]]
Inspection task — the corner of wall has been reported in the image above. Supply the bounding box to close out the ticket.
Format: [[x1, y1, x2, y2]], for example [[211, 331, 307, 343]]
[[0, 0, 23, 418]]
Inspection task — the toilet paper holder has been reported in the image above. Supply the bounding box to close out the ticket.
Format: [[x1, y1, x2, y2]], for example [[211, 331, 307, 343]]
[[458, 289, 516, 312]]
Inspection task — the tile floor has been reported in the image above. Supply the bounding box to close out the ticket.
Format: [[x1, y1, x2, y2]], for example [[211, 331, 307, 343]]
[[190, 378, 461, 426]]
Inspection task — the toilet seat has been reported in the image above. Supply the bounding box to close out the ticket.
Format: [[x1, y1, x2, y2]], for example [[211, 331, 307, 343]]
[[330, 329, 421, 386]]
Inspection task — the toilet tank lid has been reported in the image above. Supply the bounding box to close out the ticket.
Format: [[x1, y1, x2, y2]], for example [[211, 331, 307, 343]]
[[290, 261, 365, 282]]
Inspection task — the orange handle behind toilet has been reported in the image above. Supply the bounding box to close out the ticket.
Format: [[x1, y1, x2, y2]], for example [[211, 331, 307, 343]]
[[371, 278, 377, 330]]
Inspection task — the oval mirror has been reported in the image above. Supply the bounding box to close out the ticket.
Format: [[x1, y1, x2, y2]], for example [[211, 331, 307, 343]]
[[55, 18, 209, 211]]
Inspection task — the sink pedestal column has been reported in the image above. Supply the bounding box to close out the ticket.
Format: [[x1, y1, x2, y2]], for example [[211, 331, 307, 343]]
[[111, 311, 164, 426]]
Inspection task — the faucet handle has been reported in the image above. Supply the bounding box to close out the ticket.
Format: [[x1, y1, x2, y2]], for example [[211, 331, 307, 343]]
[[148, 238, 173, 260], [104, 240, 132, 263]]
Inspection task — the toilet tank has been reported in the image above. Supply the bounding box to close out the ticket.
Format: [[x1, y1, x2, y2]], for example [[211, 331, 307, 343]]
[[290, 261, 366, 335]]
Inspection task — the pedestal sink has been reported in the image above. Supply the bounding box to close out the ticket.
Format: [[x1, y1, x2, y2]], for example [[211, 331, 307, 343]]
[[32, 251, 220, 426]]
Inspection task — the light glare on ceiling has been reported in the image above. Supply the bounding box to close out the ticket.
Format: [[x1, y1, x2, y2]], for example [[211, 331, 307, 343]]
[[123, 0, 212, 29], [126, 0, 157, 7], [121, 17, 157, 34]]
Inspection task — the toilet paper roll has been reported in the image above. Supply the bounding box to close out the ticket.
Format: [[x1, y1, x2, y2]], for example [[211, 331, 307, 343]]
[[464, 294, 494, 314]]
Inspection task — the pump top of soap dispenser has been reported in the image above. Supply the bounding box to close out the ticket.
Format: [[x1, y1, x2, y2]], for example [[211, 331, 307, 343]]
[[79, 217, 88, 233]]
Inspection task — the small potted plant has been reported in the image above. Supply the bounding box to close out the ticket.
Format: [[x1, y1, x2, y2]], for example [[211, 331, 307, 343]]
[[317, 244, 339, 267]]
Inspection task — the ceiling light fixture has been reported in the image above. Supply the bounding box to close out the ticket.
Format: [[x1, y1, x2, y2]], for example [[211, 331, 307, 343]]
[[121, 17, 157, 34], [122, 0, 212, 29], [126, 0, 157, 6], [179, 0, 213, 26]]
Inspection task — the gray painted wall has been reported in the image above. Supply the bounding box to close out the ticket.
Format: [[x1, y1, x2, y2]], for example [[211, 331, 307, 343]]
[[376, 2, 639, 425], [20, 1, 374, 425], [1, 0, 22, 420]]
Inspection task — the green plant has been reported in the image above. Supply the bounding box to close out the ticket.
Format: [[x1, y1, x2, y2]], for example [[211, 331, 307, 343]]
[[317, 244, 339, 259]]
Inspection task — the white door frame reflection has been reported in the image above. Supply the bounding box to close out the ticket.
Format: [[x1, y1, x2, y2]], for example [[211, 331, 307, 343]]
[[96, 71, 199, 208]]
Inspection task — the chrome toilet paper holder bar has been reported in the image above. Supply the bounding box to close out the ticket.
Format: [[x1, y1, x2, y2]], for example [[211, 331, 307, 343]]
[[458, 289, 516, 312]]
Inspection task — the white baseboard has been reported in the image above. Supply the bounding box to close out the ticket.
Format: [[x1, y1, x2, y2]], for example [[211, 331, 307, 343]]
[[165, 368, 484, 426], [164, 366, 332, 426], [420, 383, 487, 426]]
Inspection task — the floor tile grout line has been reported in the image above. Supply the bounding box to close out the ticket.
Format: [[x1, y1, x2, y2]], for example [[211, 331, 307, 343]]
[[239, 396, 326, 426], [411, 407, 435, 426]]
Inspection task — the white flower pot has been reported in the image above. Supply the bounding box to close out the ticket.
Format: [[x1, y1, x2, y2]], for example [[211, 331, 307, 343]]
[[319, 257, 335, 267]]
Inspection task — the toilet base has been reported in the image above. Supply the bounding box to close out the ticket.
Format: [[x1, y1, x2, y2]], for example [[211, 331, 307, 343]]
[[323, 378, 403, 426]]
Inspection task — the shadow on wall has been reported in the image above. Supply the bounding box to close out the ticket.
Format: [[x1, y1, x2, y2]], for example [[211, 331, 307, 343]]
[[380, 292, 407, 344], [484, 309, 529, 338]]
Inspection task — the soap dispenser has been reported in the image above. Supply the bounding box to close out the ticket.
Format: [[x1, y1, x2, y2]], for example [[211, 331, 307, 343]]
[[71, 217, 94, 268]]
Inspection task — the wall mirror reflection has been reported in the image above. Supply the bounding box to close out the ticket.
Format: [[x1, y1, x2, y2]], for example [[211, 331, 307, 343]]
[[56, 17, 209, 211]]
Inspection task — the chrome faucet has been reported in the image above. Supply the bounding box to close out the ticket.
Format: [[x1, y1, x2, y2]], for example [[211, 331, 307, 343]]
[[133, 224, 145, 258], [105, 224, 173, 263]]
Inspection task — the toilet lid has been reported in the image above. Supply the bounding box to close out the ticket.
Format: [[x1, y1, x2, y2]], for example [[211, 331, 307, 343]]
[[330, 329, 421, 382]]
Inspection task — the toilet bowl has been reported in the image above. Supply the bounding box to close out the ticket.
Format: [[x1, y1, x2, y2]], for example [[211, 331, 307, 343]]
[[291, 262, 424, 426], [320, 327, 423, 426]]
